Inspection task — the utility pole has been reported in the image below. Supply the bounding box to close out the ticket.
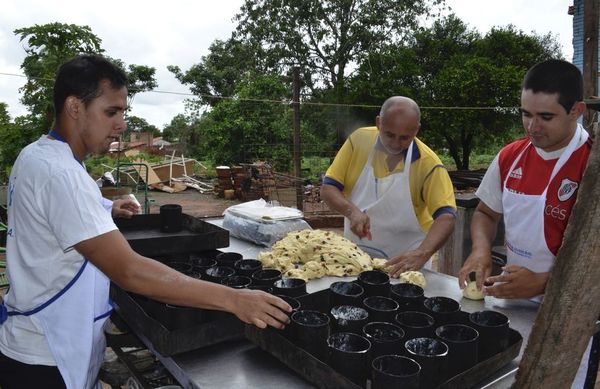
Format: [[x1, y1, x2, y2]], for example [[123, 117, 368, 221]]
[[292, 67, 303, 211]]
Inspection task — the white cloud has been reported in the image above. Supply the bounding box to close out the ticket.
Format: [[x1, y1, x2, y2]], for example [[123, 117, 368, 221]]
[[0, 0, 575, 128]]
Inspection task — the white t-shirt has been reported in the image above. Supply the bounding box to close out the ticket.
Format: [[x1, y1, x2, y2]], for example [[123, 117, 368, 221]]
[[476, 135, 588, 213], [0, 136, 117, 365]]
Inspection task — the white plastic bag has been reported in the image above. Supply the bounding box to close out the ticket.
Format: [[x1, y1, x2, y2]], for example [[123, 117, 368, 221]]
[[222, 199, 311, 246]]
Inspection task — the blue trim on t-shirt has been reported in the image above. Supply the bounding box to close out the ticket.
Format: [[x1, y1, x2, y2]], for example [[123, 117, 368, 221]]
[[0, 260, 89, 324], [48, 130, 82, 165], [323, 176, 344, 191], [433, 206, 456, 219]]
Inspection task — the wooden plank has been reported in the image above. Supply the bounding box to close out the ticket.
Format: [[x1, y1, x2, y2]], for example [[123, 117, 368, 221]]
[[132, 159, 162, 185]]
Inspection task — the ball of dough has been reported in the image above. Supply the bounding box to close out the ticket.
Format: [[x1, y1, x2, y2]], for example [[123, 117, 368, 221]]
[[462, 281, 485, 300], [371, 258, 388, 270], [399, 271, 426, 288]]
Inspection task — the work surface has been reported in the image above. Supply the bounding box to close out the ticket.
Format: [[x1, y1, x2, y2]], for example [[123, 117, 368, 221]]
[[127, 220, 540, 389]]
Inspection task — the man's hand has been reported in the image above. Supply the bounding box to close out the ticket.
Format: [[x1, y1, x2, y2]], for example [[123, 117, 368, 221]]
[[230, 289, 292, 329], [386, 249, 430, 278], [111, 199, 140, 219], [483, 265, 549, 299], [458, 251, 493, 291], [349, 209, 371, 239]]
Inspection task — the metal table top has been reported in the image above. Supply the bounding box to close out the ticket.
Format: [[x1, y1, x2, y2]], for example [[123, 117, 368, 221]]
[[137, 220, 540, 388]]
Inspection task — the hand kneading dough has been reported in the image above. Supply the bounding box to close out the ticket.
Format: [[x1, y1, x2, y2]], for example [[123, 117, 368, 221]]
[[463, 281, 485, 300], [398, 271, 427, 288]]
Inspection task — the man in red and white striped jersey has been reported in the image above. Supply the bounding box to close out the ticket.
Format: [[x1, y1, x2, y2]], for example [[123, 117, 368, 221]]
[[458, 59, 591, 300], [458, 59, 593, 388]]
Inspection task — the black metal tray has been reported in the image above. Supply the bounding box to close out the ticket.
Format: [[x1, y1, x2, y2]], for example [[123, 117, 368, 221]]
[[111, 283, 244, 357], [115, 214, 229, 256], [245, 289, 522, 389]]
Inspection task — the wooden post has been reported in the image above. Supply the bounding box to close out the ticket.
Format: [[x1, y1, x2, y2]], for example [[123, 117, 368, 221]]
[[583, 0, 599, 133], [292, 67, 303, 211], [514, 131, 600, 387]]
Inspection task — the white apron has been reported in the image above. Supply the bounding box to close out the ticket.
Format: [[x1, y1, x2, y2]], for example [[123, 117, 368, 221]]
[[502, 124, 587, 302], [502, 124, 590, 388], [344, 138, 429, 267], [0, 255, 112, 389]]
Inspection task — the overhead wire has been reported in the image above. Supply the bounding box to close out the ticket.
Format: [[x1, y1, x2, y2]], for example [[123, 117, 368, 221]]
[[0, 70, 519, 111]]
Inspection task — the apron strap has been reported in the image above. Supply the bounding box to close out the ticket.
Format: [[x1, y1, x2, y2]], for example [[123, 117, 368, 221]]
[[0, 260, 89, 324]]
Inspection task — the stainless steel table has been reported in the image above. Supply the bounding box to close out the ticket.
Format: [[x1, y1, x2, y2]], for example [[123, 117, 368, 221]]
[[133, 221, 540, 388]]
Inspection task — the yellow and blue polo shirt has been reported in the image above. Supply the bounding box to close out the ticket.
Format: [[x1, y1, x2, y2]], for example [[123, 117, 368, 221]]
[[323, 127, 456, 232]]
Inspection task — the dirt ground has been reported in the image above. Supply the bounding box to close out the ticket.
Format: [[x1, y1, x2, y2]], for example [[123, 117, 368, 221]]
[[146, 189, 242, 218]]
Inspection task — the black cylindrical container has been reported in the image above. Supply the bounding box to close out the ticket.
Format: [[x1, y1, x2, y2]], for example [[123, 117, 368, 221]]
[[405, 337, 449, 389], [221, 275, 252, 289], [234, 259, 263, 277], [204, 266, 235, 283], [362, 321, 405, 361], [423, 296, 461, 326], [291, 310, 330, 360], [390, 283, 425, 311], [371, 355, 420, 389], [327, 332, 371, 387], [329, 281, 365, 309], [272, 278, 307, 297], [330, 305, 369, 334], [395, 311, 435, 340], [251, 268, 283, 286], [160, 204, 183, 233], [216, 252, 243, 268], [363, 296, 399, 323], [435, 324, 479, 377], [468, 310, 509, 361], [357, 270, 390, 297]]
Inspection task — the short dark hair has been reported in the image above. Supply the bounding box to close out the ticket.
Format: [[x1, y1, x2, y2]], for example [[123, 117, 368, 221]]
[[53, 54, 128, 120], [522, 59, 583, 113]]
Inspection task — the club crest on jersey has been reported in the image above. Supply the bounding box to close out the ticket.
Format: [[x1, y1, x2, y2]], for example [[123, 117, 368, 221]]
[[557, 178, 578, 202]]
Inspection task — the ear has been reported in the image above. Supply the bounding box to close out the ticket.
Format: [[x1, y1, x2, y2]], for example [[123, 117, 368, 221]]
[[570, 101, 586, 117], [65, 97, 82, 120], [375, 115, 381, 130]]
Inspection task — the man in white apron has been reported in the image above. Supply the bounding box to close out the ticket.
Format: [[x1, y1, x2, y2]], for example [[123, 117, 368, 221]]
[[0, 55, 291, 389], [321, 96, 456, 277], [457, 60, 593, 388]]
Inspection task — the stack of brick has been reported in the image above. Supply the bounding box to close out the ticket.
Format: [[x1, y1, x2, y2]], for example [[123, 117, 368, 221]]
[[214, 166, 233, 197]]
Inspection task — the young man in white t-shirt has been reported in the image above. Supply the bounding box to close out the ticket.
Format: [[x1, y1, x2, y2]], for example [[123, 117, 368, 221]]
[[0, 55, 291, 389]]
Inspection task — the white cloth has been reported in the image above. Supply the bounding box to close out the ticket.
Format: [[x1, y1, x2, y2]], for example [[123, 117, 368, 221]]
[[36, 259, 112, 389], [0, 135, 117, 366], [344, 138, 429, 266]]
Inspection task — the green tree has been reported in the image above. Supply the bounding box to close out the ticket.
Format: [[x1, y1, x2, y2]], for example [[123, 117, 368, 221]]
[[14, 23, 104, 129], [168, 38, 268, 108], [162, 114, 190, 142], [197, 74, 292, 169], [124, 115, 159, 140], [0, 114, 46, 180], [234, 0, 445, 97], [14, 22, 157, 134], [347, 15, 561, 169]]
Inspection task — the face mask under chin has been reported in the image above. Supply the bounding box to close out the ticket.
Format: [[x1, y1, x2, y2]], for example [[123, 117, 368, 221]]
[[377, 136, 405, 156]]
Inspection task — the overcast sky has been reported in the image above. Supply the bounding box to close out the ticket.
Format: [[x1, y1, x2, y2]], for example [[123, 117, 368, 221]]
[[0, 0, 575, 130]]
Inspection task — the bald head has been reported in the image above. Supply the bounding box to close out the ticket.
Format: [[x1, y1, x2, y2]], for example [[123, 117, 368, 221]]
[[379, 96, 421, 122]]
